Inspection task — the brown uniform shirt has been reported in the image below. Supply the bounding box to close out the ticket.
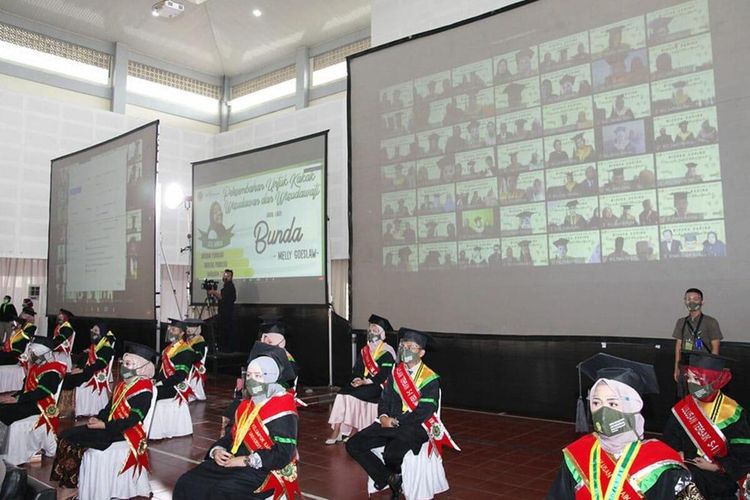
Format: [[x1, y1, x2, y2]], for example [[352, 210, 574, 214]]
[[672, 313, 722, 352]]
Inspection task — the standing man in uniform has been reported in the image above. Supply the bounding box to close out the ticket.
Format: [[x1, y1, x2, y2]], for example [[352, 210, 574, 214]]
[[673, 288, 722, 393], [0, 296, 18, 343]]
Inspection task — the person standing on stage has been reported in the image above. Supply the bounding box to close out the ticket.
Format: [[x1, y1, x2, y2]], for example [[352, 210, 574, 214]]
[[663, 351, 750, 499], [209, 269, 237, 352], [673, 288, 722, 389], [0, 295, 18, 342]]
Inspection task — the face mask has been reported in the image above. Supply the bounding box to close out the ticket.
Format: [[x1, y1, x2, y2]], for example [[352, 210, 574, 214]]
[[121, 366, 138, 380], [399, 347, 416, 364], [686, 301, 702, 312], [91, 331, 101, 342], [367, 333, 380, 343], [246, 378, 267, 396], [688, 381, 715, 400], [168, 332, 182, 343], [592, 407, 636, 437]]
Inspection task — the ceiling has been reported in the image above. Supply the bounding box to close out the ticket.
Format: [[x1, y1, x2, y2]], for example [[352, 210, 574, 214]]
[[0, 0, 371, 78]]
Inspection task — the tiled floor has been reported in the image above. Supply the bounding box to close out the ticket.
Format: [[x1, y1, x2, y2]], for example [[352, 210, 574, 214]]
[[18, 375, 578, 499]]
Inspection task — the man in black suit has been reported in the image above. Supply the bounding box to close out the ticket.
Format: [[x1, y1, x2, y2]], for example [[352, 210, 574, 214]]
[[346, 328, 440, 498], [660, 229, 682, 258]]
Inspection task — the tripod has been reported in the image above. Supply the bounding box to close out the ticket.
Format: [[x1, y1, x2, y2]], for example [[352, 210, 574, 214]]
[[195, 292, 220, 353]]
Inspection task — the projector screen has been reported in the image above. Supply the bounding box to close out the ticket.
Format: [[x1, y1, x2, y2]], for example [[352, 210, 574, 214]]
[[191, 132, 327, 305], [47, 121, 158, 320], [350, 0, 750, 337]]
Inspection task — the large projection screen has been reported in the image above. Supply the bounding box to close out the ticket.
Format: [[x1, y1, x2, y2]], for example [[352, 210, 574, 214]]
[[47, 121, 158, 320], [191, 132, 327, 305], [350, 0, 750, 337]]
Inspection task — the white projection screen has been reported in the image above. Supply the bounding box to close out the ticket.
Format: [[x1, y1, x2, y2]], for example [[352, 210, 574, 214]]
[[350, 0, 750, 337], [191, 132, 327, 305], [47, 121, 158, 320]]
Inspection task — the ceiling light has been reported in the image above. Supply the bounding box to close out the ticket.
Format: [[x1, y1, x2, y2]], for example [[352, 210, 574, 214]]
[[252, 9, 262, 17]]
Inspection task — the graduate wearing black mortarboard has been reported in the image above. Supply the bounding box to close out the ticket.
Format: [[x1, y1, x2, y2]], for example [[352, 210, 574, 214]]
[[662, 352, 750, 499], [154, 318, 195, 401], [0, 307, 36, 365], [547, 353, 699, 499], [346, 327, 456, 498], [326, 315, 397, 445]]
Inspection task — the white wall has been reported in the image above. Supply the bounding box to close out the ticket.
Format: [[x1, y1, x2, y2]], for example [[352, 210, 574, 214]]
[[214, 93, 350, 260], [370, 0, 522, 46]]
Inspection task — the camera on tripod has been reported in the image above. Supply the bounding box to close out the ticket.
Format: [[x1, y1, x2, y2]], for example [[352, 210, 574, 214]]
[[201, 278, 219, 291]]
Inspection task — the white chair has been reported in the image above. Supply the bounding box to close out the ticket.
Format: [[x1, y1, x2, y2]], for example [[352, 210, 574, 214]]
[[367, 390, 449, 500], [148, 368, 195, 439], [75, 354, 115, 417], [78, 386, 158, 500], [0, 364, 25, 393], [188, 348, 207, 401], [53, 330, 76, 371], [2, 376, 64, 465]]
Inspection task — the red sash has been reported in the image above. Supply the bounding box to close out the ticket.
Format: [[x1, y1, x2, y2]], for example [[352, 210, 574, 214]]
[[361, 345, 380, 379], [3, 326, 26, 352], [188, 337, 207, 384], [672, 394, 728, 460], [564, 434, 685, 499], [83, 337, 113, 395], [160, 342, 195, 405], [392, 363, 460, 457], [52, 322, 74, 354], [108, 377, 154, 475], [24, 361, 67, 434], [231, 395, 301, 500]]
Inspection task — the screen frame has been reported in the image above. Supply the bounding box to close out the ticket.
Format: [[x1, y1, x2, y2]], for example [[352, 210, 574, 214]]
[[46, 120, 160, 321], [190, 130, 330, 306]]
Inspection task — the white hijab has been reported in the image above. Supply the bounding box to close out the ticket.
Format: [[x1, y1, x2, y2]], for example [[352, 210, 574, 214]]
[[589, 378, 645, 456], [367, 325, 396, 359]]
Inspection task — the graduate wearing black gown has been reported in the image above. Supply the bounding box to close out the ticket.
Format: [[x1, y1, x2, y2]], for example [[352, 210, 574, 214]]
[[326, 314, 396, 444], [547, 354, 701, 500], [50, 342, 157, 491], [662, 352, 750, 499], [155, 318, 194, 400], [173, 343, 299, 500], [61, 321, 116, 390], [0, 307, 36, 365]]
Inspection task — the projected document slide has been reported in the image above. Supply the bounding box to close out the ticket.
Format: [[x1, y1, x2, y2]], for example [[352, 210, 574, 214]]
[[368, 0, 725, 273], [47, 122, 157, 320], [191, 134, 327, 305], [350, 0, 750, 336]]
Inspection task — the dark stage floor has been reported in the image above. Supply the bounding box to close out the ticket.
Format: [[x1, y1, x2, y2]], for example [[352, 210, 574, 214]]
[[15, 374, 578, 499]]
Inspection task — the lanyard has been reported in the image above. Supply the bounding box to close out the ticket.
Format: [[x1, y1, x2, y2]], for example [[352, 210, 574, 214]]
[[682, 314, 708, 351], [590, 439, 641, 500]]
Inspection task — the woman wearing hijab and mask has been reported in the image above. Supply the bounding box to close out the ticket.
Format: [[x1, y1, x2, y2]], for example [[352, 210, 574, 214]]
[[50, 342, 156, 497], [547, 353, 700, 499], [154, 318, 195, 401], [663, 352, 750, 499], [0, 336, 67, 453], [58, 321, 116, 416], [326, 314, 396, 445], [173, 342, 300, 500], [0, 307, 36, 365]]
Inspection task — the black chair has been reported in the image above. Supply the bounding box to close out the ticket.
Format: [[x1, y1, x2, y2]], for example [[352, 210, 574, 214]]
[[0, 460, 55, 500]]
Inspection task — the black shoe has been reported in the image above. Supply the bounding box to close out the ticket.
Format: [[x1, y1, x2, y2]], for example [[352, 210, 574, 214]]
[[387, 473, 402, 499]]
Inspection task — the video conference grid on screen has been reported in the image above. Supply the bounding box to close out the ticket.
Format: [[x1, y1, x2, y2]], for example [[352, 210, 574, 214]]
[[47, 122, 157, 320], [191, 134, 327, 305], [372, 0, 724, 272]]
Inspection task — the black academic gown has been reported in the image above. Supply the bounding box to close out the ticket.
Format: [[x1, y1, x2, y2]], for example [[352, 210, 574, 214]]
[[62, 335, 115, 390], [155, 343, 194, 400], [52, 323, 74, 350], [345, 363, 440, 488], [546, 459, 690, 499], [338, 347, 395, 403], [662, 395, 750, 499], [57, 388, 152, 450], [173, 396, 298, 500], [0, 324, 35, 366], [0, 368, 63, 425]]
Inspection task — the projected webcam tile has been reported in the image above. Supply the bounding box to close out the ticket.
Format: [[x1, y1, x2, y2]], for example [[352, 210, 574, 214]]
[[589, 15, 647, 61], [457, 238, 498, 269], [495, 77, 541, 113], [652, 106, 717, 152], [380, 162, 417, 192], [380, 108, 414, 139], [381, 189, 416, 218], [419, 241, 458, 271], [593, 84, 652, 125], [539, 32, 590, 74], [542, 95, 594, 136], [452, 59, 493, 93], [379, 134, 416, 163], [655, 144, 721, 188], [501, 234, 549, 267], [493, 46, 539, 85], [499, 202, 547, 237], [598, 154, 655, 195], [599, 189, 659, 228], [417, 184, 457, 214], [591, 48, 649, 94], [659, 219, 726, 259], [379, 81, 414, 112], [543, 128, 597, 168], [496, 139, 544, 172], [657, 181, 724, 224], [383, 245, 418, 272], [545, 163, 598, 201], [495, 107, 543, 145], [548, 230, 601, 265], [649, 32, 713, 83], [540, 64, 592, 106], [382, 217, 417, 246], [455, 177, 498, 210], [454, 87, 495, 123], [600, 119, 649, 159], [413, 71, 452, 105], [650, 70, 715, 116], [547, 196, 599, 233], [458, 207, 498, 239], [647, 0, 710, 46], [415, 155, 456, 187], [601, 226, 659, 263]]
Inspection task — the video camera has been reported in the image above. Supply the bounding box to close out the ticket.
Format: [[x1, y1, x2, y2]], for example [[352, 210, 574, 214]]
[[201, 278, 219, 291]]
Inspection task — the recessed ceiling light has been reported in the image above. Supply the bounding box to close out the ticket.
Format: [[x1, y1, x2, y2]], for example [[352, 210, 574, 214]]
[[252, 8, 262, 17]]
